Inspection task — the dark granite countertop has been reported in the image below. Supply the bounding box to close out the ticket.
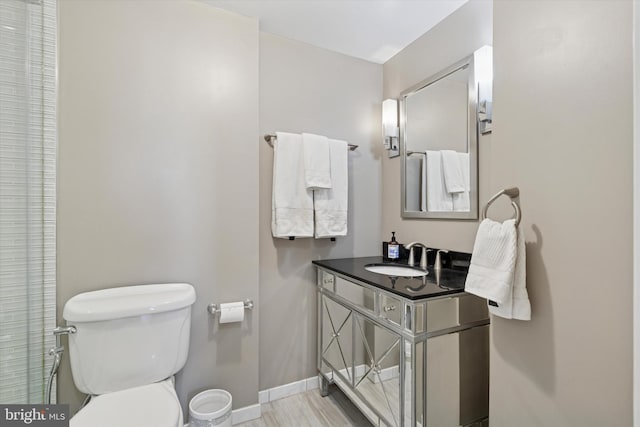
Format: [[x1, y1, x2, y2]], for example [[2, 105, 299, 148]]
[[312, 256, 468, 301]]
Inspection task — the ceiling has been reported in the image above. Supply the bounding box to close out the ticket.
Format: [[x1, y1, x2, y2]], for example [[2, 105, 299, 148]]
[[201, 0, 469, 64]]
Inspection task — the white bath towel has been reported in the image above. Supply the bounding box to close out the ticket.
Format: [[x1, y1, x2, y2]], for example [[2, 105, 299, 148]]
[[452, 152, 470, 212], [465, 219, 531, 321], [465, 219, 518, 304], [271, 132, 314, 238], [426, 151, 453, 212], [441, 150, 466, 193], [488, 224, 531, 320], [302, 133, 332, 190], [314, 139, 348, 238]]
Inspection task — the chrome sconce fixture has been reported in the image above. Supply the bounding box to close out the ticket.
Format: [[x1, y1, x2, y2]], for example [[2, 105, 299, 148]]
[[474, 45, 493, 134], [382, 98, 400, 157]]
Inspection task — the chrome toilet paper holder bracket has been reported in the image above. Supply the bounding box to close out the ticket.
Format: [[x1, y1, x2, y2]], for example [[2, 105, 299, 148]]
[[207, 299, 254, 316]]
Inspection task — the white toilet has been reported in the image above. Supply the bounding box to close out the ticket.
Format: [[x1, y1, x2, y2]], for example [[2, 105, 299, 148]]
[[62, 283, 196, 427]]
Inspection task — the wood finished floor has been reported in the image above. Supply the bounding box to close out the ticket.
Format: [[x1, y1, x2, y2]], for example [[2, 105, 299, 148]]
[[235, 384, 373, 427]]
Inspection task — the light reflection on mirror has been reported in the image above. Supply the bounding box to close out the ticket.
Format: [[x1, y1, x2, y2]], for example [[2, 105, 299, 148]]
[[400, 46, 492, 220], [404, 64, 470, 213]]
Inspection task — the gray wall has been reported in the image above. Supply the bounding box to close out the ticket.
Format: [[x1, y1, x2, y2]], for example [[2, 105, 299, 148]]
[[382, 0, 493, 250], [384, 0, 633, 424], [58, 0, 259, 415], [258, 32, 383, 390], [56, 0, 633, 423], [490, 1, 632, 424]]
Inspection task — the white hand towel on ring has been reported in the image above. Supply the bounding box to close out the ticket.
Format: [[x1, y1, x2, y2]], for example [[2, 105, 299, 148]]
[[464, 218, 531, 320], [488, 223, 531, 320]]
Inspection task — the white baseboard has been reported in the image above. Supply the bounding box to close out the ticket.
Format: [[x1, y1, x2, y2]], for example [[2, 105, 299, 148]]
[[338, 364, 399, 384], [259, 364, 399, 404], [305, 376, 319, 391], [225, 365, 398, 425], [185, 403, 262, 427], [367, 364, 399, 384], [231, 403, 261, 425], [259, 375, 319, 404]]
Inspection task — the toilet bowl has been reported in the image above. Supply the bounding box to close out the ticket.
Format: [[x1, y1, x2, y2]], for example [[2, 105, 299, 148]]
[[70, 379, 183, 427], [62, 283, 196, 427]]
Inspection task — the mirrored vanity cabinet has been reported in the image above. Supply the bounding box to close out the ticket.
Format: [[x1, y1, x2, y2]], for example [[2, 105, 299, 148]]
[[314, 258, 489, 427]]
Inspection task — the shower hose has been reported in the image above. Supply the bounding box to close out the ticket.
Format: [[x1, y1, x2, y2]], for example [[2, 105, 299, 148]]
[[45, 326, 76, 405]]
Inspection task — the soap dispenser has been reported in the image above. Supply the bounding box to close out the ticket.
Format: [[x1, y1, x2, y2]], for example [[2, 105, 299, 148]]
[[388, 232, 400, 260]]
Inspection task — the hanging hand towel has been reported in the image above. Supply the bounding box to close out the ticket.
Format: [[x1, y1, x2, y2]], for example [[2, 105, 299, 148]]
[[426, 151, 453, 212], [271, 132, 314, 238], [441, 150, 466, 193], [314, 139, 348, 238], [488, 224, 531, 320], [452, 152, 470, 212], [302, 133, 332, 190], [465, 218, 518, 304]]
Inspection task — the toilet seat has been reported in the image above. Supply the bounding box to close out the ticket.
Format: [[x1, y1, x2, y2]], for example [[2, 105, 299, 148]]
[[70, 379, 183, 427]]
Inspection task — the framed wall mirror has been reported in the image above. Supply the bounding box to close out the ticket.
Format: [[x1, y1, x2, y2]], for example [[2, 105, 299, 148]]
[[400, 46, 492, 220]]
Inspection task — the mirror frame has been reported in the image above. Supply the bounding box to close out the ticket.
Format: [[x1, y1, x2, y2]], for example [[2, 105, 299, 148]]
[[400, 52, 479, 220]]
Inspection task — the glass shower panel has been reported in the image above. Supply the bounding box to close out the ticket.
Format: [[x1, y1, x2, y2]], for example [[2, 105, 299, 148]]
[[0, 0, 57, 404]]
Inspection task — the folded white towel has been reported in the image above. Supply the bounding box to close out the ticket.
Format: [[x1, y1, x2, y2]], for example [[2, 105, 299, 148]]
[[441, 150, 466, 193], [488, 224, 531, 320], [314, 139, 348, 238], [426, 151, 453, 212], [271, 132, 314, 238], [302, 133, 332, 190], [465, 219, 518, 304], [452, 152, 470, 212]]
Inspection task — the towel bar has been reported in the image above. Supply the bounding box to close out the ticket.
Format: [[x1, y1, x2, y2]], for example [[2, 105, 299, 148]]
[[264, 134, 358, 151], [482, 187, 521, 227], [287, 236, 337, 242]]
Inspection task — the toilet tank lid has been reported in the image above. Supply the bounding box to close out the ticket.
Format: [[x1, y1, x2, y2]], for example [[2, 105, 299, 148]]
[[63, 283, 196, 322]]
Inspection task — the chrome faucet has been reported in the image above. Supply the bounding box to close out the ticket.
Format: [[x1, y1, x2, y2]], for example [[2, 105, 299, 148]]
[[404, 242, 432, 269], [435, 249, 449, 271]]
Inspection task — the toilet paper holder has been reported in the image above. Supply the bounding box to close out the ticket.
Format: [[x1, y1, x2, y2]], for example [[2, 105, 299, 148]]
[[207, 299, 254, 316]]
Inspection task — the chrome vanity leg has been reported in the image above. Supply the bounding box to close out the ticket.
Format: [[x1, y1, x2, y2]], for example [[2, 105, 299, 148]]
[[319, 374, 330, 397]]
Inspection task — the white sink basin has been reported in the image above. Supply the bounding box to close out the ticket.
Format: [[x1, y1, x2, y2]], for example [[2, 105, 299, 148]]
[[364, 264, 428, 277]]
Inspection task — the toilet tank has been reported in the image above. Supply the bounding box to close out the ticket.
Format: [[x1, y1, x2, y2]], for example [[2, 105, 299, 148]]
[[63, 283, 196, 395]]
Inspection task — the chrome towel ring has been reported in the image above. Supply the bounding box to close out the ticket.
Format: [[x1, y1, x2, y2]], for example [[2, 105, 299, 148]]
[[481, 187, 522, 227]]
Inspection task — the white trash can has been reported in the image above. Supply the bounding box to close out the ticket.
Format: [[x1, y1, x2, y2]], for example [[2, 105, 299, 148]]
[[189, 389, 232, 427]]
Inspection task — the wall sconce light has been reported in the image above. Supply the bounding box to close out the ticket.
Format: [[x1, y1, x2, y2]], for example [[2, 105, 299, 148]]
[[474, 45, 493, 134], [382, 98, 399, 157]]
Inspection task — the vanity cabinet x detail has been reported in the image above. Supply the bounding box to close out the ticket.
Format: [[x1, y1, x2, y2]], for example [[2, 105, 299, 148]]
[[313, 257, 490, 427]]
